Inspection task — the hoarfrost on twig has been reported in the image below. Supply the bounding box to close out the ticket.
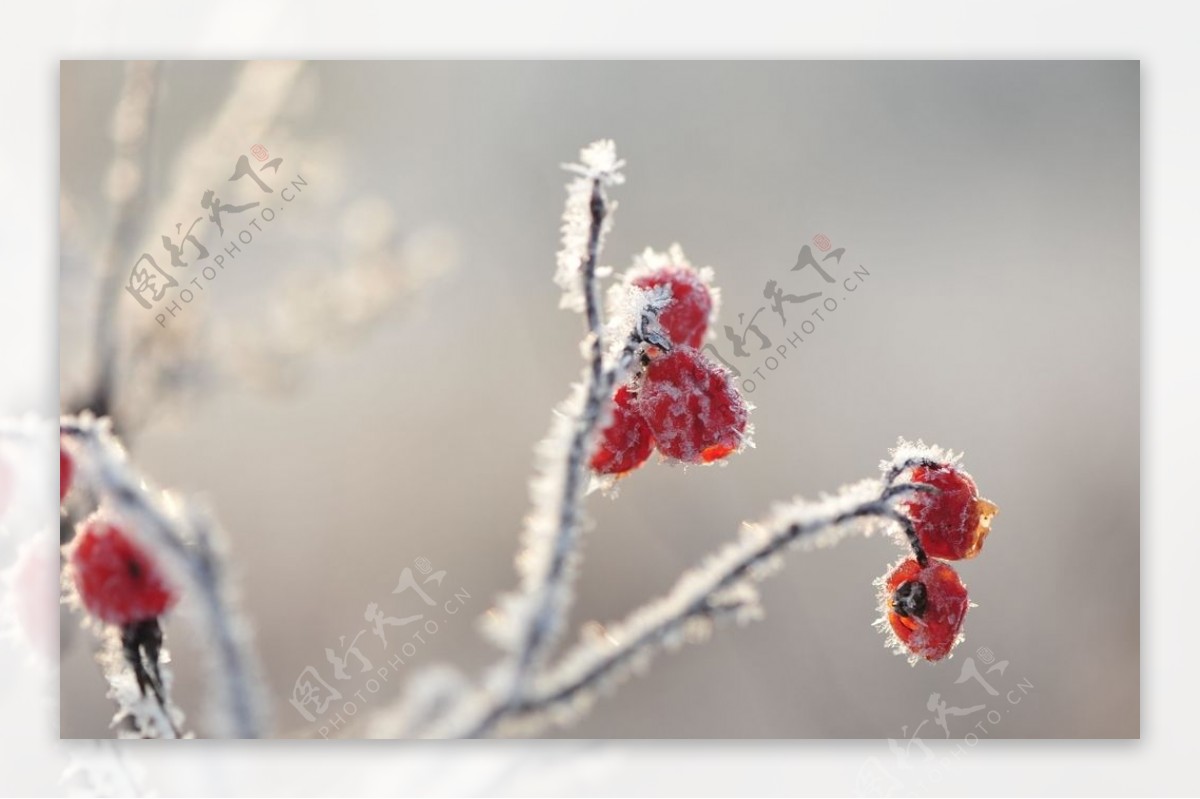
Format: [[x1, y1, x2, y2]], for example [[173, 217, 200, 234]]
[[480, 453, 939, 736], [99, 633, 186, 739], [554, 139, 624, 313], [484, 142, 635, 709]]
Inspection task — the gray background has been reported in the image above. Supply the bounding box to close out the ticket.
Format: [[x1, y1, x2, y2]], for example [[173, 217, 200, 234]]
[[59, 61, 1138, 738]]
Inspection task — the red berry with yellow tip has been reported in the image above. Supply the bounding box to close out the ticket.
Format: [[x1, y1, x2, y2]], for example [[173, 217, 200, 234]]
[[635, 347, 748, 464], [902, 464, 997, 560]]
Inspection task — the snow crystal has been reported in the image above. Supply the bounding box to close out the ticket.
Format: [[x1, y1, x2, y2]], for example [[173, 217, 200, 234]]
[[618, 245, 722, 342], [555, 140, 625, 313], [99, 634, 187, 739], [882, 437, 962, 482]]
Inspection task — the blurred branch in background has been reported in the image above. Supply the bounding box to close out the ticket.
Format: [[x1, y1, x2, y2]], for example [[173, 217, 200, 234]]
[[84, 61, 160, 435], [49, 60, 457, 740], [225, 214, 458, 394]]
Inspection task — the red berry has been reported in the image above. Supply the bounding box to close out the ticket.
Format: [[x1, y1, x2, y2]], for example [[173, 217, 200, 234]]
[[590, 385, 655, 475], [879, 558, 969, 662], [631, 264, 713, 349], [635, 347, 748, 464], [60, 442, 74, 503], [69, 514, 177, 626], [902, 465, 997, 560]]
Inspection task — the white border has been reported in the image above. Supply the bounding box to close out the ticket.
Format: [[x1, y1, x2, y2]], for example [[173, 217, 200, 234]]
[[4, 1, 1192, 795]]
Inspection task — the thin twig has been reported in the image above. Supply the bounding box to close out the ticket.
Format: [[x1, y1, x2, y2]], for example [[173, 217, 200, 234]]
[[482, 481, 931, 736], [508, 180, 612, 695]]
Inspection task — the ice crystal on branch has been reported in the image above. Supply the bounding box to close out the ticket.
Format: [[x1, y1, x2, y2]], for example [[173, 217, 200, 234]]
[[100, 634, 186, 739], [617, 244, 721, 347], [881, 437, 962, 483], [601, 282, 673, 375], [555, 140, 625, 313]]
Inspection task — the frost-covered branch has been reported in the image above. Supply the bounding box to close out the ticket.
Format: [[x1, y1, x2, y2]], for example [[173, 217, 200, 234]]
[[459, 448, 939, 737], [372, 143, 674, 741], [60, 414, 269, 738], [485, 142, 637, 710]]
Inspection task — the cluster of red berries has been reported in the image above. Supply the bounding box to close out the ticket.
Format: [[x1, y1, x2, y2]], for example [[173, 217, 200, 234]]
[[589, 258, 750, 476], [61, 440, 179, 628], [879, 464, 998, 662]]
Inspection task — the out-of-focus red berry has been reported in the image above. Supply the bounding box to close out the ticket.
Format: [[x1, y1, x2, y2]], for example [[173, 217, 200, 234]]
[[60, 442, 74, 503], [6, 539, 59, 659], [881, 557, 969, 662], [635, 347, 748, 464], [902, 465, 997, 560], [631, 265, 713, 349], [69, 514, 177, 626], [590, 385, 656, 475]]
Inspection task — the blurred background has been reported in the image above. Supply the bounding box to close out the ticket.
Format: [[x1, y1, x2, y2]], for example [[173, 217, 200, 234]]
[[57, 61, 1138, 738]]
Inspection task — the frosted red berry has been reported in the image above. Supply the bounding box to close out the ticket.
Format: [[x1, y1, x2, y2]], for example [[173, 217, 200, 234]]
[[631, 265, 713, 349], [60, 442, 74, 503], [591, 385, 655, 475], [880, 558, 969, 662], [635, 347, 748, 464], [69, 514, 177, 625], [902, 464, 997, 560]]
